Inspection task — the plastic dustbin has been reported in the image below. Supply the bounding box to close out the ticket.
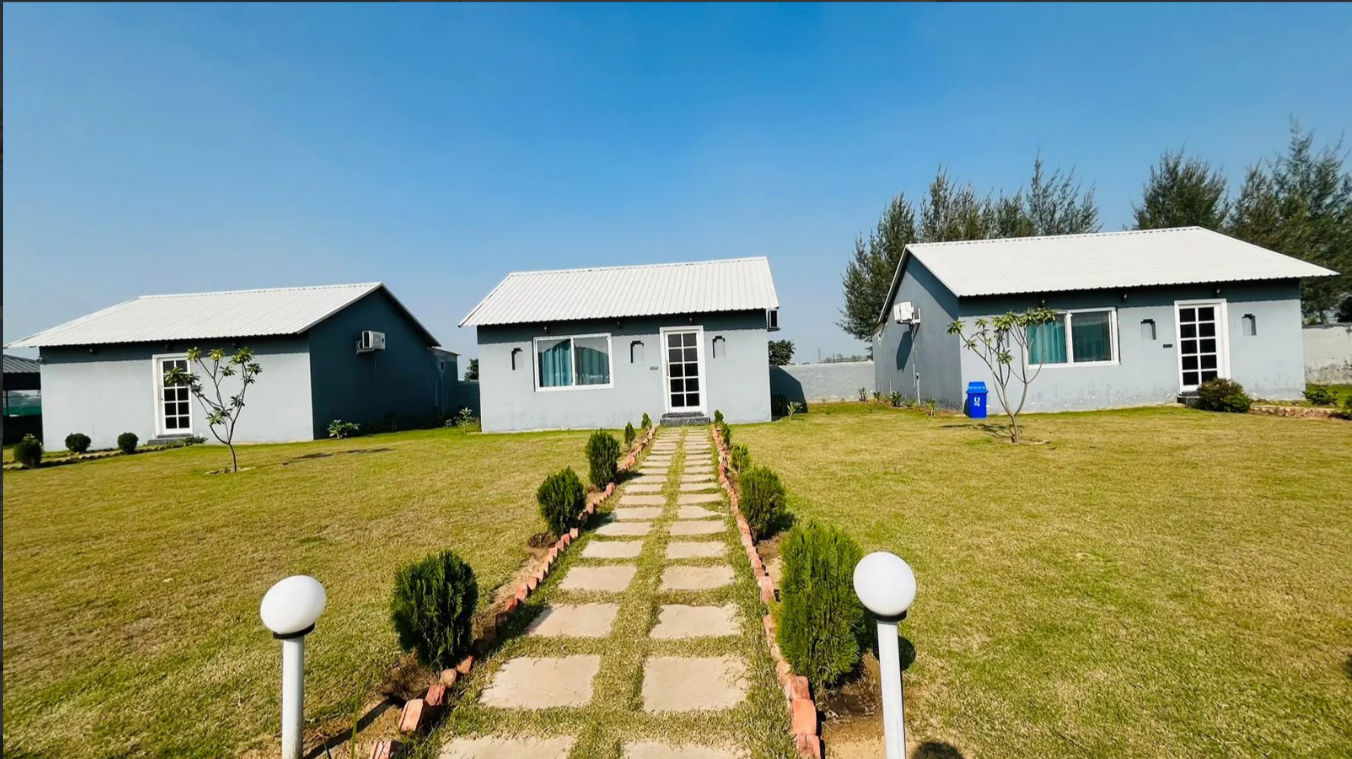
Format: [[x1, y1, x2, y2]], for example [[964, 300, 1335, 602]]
[[965, 381, 989, 419]]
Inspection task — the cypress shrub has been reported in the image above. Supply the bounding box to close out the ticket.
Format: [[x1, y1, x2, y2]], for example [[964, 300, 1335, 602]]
[[537, 467, 586, 536], [585, 430, 621, 488], [64, 433, 92, 454], [14, 434, 43, 467], [713, 409, 724, 424], [390, 549, 478, 669], [641, 412, 652, 429], [718, 421, 732, 447], [731, 444, 751, 473], [1303, 384, 1336, 406], [1197, 378, 1252, 413], [776, 521, 868, 692], [117, 432, 139, 454], [624, 422, 637, 449], [740, 466, 786, 539]]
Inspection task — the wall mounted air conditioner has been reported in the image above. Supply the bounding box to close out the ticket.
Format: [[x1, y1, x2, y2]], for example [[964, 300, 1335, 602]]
[[892, 302, 920, 324], [356, 330, 386, 353]]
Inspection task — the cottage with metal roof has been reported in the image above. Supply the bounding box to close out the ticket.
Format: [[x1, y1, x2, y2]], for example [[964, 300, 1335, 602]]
[[874, 226, 1338, 412], [8, 283, 457, 449], [461, 257, 780, 432]]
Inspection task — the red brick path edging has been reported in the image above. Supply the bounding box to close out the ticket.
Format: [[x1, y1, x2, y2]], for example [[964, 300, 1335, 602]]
[[713, 425, 821, 759], [376, 424, 659, 755]]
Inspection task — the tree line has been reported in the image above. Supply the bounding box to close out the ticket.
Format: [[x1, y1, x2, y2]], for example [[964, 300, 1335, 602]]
[[839, 122, 1352, 341]]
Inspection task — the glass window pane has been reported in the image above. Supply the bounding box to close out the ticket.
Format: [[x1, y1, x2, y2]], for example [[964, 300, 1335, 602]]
[[668, 334, 681, 348], [687, 392, 700, 406], [1182, 356, 1198, 370], [683, 347, 697, 361], [670, 363, 684, 378], [668, 348, 682, 363], [1180, 308, 1196, 322], [1070, 311, 1113, 363], [1198, 307, 1214, 321], [686, 377, 699, 392], [573, 336, 610, 385], [1182, 339, 1197, 354], [1183, 371, 1200, 386], [1200, 338, 1217, 353], [683, 333, 696, 346], [1180, 323, 1197, 338], [537, 338, 573, 388], [1200, 355, 1217, 370], [1201, 369, 1219, 382], [1199, 322, 1215, 337], [670, 379, 683, 393], [1028, 319, 1067, 364]]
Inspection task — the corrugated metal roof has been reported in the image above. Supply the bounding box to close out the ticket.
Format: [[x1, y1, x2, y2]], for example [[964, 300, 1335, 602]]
[[459, 257, 779, 327], [8, 282, 441, 348], [904, 227, 1337, 299], [3, 354, 40, 374]]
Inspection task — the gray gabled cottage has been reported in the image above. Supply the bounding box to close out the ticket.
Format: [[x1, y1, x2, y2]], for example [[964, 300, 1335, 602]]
[[873, 227, 1337, 412], [8, 283, 456, 449], [461, 257, 780, 432]]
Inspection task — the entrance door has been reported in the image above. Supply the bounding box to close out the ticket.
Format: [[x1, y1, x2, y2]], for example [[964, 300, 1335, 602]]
[[662, 328, 705, 413], [1175, 301, 1227, 391], [155, 356, 193, 434]]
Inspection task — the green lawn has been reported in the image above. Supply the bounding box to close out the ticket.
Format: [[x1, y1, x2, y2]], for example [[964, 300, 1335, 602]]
[[2, 427, 598, 759], [736, 404, 1352, 758]]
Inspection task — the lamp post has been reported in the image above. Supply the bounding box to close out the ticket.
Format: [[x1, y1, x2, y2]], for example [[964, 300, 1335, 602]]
[[852, 552, 917, 759], [259, 575, 327, 759]]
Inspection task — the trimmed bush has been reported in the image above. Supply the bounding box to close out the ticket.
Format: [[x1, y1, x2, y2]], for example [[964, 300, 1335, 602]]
[[585, 430, 621, 488], [390, 549, 478, 669], [537, 467, 586, 536], [718, 421, 732, 447], [64, 433, 92, 454], [740, 466, 786, 539], [1197, 378, 1252, 413], [731, 444, 751, 473], [641, 412, 652, 429], [713, 409, 724, 424], [117, 432, 138, 454], [328, 420, 362, 439], [624, 422, 636, 449], [1303, 384, 1337, 406], [776, 521, 868, 692], [14, 434, 43, 467]]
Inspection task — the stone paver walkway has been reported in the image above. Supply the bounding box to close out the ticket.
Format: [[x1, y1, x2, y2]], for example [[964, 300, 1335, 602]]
[[438, 427, 786, 758]]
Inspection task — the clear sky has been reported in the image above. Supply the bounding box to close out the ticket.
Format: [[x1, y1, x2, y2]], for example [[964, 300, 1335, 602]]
[[5, 3, 1351, 362]]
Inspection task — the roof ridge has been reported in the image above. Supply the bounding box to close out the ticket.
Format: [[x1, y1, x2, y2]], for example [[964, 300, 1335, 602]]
[[502, 257, 769, 278], [910, 226, 1203, 250], [139, 282, 383, 299]]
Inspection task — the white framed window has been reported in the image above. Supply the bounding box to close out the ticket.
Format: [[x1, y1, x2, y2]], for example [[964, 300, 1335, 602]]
[[533, 334, 613, 391], [152, 354, 194, 434], [1027, 308, 1119, 367]]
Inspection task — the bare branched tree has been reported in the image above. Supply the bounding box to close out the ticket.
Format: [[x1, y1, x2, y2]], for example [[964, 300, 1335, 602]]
[[164, 347, 263, 472], [947, 308, 1058, 443]]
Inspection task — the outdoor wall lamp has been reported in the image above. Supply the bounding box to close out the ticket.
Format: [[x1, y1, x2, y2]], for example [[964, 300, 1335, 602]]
[[260, 575, 327, 759], [853, 552, 917, 759]]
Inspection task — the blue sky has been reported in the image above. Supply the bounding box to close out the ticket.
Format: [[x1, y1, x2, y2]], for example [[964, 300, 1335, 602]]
[[5, 3, 1351, 361]]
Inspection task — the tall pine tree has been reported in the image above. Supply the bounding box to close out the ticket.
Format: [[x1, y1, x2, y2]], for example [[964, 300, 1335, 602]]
[[1132, 150, 1230, 230]]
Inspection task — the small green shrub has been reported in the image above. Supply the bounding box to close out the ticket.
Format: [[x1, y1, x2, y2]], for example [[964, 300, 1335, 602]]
[[718, 421, 732, 447], [776, 521, 868, 692], [641, 412, 652, 429], [786, 401, 805, 418], [1303, 384, 1337, 406], [390, 550, 478, 669], [713, 409, 724, 424], [889, 391, 904, 408], [1196, 378, 1252, 413], [454, 407, 480, 429], [328, 420, 362, 439], [14, 434, 43, 467], [731, 443, 751, 472], [740, 466, 787, 539], [117, 432, 138, 454], [624, 422, 636, 449], [585, 430, 621, 488], [924, 399, 937, 417], [537, 467, 586, 536], [857, 387, 868, 402], [1339, 396, 1352, 420], [64, 433, 92, 454]]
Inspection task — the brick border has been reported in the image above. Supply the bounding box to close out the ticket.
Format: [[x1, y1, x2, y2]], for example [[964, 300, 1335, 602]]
[[712, 425, 821, 759], [375, 423, 660, 755]]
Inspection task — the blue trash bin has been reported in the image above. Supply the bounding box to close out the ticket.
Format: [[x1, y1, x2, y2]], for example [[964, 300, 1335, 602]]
[[965, 381, 989, 419]]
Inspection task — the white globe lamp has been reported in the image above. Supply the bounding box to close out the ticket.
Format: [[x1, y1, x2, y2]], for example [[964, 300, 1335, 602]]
[[260, 576, 326, 759], [853, 552, 916, 759]]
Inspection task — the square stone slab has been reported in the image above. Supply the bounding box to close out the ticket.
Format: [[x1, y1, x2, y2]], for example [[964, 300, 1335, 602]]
[[620, 494, 666, 506], [666, 541, 727, 559], [442, 736, 576, 759], [660, 565, 733, 590], [480, 656, 601, 708], [527, 603, 619, 638], [625, 482, 664, 493], [683, 464, 713, 472], [596, 521, 652, 537], [627, 476, 666, 486], [650, 604, 740, 639], [615, 507, 663, 521], [669, 520, 723, 536], [560, 565, 637, 592], [622, 743, 744, 759], [677, 493, 722, 505], [679, 482, 719, 492], [641, 656, 748, 712], [681, 474, 714, 484], [583, 540, 643, 559], [638, 468, 669, 476], [677, 505, 719, 519]]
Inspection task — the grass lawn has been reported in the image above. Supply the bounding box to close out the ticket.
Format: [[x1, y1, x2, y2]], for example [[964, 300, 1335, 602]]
[[736, 403, 1352, 758], [2, 426, 598, 759]]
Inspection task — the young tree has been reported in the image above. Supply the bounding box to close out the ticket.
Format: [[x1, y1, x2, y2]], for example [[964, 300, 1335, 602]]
[[837, 194, 917, 340], [946, 308, 1058, 443], [768, 339, 795, 366], [920, 169, 988, 242], [464, 358, 479, 381], [1022, 156, 1100, 236], [1132, 150, 1230, 230], [163, 347, 262, 472]]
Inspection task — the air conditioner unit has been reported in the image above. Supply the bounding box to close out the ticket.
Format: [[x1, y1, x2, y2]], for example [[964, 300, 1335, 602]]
[[356, 330, 386, 353], [892, 302, 919, 324]]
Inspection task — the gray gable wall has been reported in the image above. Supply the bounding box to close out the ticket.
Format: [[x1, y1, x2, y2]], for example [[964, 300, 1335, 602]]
[[873, 256, 964, 407]]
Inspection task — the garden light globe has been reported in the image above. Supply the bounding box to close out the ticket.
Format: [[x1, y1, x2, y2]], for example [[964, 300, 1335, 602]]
[[259, 575, 327, 636], [852, 551, 916, 619]]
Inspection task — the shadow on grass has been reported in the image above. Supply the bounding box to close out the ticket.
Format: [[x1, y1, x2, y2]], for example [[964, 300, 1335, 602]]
[[939, 421, 1012, 440], [912, 742, 966, 759]]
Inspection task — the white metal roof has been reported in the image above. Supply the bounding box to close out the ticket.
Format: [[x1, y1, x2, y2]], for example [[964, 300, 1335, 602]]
[[9, 282, 441, 348], [3, 354, 40, 374], [889, 227, 1337, 309], [460, 257, 779, 327]]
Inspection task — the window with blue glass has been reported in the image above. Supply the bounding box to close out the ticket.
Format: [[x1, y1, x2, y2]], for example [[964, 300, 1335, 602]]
[[535, 334, 612, 389], [1028, 309, 1117, 366]]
